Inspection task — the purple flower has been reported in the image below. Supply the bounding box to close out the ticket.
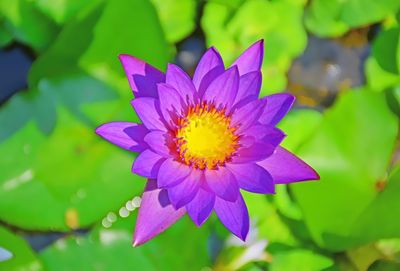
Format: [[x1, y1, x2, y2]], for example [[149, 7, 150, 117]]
[[96, 40, 319, 246]]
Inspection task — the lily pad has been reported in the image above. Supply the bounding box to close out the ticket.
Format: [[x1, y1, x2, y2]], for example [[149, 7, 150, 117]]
[[40, 214, 211, 271], [0, 109, 145, 231], [0, 226, 44, 271], [291, 90, 398, 251], [0, 0, 59, 52], [305, 0, 400, 37], [365, 26, 400, 91], [201, 0, 307, 94], [150, 0, 196, 43]]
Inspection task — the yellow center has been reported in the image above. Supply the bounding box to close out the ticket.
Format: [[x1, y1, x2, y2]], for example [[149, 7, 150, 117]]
[[175, 103, 239, 169]]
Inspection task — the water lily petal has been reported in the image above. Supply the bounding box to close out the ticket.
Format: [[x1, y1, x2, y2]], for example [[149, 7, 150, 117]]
[[259, 93, 295, 126], [214, 193, 249, 241], [233, 142, 275, 164], [119, 54, 165, 98], [132, 149, 165, 178], [144, 130, 173, 157], [204, 167, 239, 202], [233, 71, 261, 109], [231, 40, 264, 75], [131, 98, 167, 131], [166, 64, 196, 104], [157, 158, 191, 188], [193, 47, 225, 96], [231, 98, 267, 134], [133, 180, 186, 246], [167, 169, 201, 209], [203, 66, 239, 110], [244, 125, 286, 146], [95, 122, 148, 152], [227, 163, 275, 194], [257, 146, 320, 184], [186, 188, 215, 226], [157, 83, 185, 128]]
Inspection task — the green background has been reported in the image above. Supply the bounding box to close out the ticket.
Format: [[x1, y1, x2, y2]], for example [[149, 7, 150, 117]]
[[0, 0, 400, 270]]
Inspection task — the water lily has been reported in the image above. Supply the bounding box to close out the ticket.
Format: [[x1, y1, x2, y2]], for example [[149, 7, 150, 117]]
[[96, 40, 319, 246]]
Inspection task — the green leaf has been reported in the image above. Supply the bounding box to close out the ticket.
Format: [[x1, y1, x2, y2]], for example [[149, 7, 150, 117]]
[[201, 0, 307, 94], [278, 109, 323, 153], [351, 166, 400, 242], [0, 226, 44, 271], [243, 192, 298, 246], [34, 0, 100, 24], [268, 249, 333, 271], [0, 109, 145, 230], [366, 26, 400, 90], [372, 27, 400, 75], [305, 0, 400, 37], [0, 21, 12, 48], [40, 215, 210, 271], [151, 0, 196, 43], [0, 0, 59, 52], [291, 90, 398, 251]]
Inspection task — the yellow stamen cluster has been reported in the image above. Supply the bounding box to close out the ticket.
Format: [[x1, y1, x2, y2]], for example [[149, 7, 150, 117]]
[[175, 103, 239, 169]]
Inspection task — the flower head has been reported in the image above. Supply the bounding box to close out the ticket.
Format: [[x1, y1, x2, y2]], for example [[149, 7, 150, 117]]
[[96, 40, 319, 246]]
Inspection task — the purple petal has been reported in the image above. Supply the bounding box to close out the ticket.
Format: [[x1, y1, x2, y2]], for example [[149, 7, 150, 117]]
[[119, 54, 165, 98], [143, 131, 173, 157], [214, 193, 249, 241], [131, 98, 167, 131], [167, 169, 202, 209], [226, 163, 275, 194], [204, 167, 239, 202], [95, 122, 148, 152], [202, 66, 239, 110], [133, 179, 186, 246], [244, 125, 286, 147], [231, 40, 264, 75], [233, 142, 275, 164], [166, 64, 196, 104], [231, 98, 267, 134], [193, 47, 225, 96], [157, 158, 191, 188], [233, 71, 261, 109], [186, 188, 215, 226], [157, 83, 185, 128], [132, 150, 166, 178], [257, 146, 320, 184], [258, 93, 295, 126]]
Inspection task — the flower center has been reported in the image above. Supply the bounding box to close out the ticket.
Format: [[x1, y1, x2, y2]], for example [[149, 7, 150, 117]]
[[175, 103, 239, 170]]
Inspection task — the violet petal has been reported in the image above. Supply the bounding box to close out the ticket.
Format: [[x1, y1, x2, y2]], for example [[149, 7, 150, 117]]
[[167, 169, 202, 209], [143, 130, 172, 157], [214, 193, 249, 241], [231, 40, 264, 75], [157, 158, 191, 188], [119, 54, 165, 98], [132, 149, 165, 178], [226, 163, 275, 194], [157, 83, 184, 128], [131, 98, 167, 131], [95, 122, 148, 152], [186, 188, 215, 226], [233, 71, 261, 109], [133, 179, 186, 246], [202, 66, 239, 111], [204, 167, 239, 202], [231, 98, 267, 134], [258, 93, 295, 126], [166, 64, 196, 104], [257, 146, 320, 184]]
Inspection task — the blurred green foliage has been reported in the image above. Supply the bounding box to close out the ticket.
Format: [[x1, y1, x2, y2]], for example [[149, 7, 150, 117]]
[[0, 0, 400, 270]]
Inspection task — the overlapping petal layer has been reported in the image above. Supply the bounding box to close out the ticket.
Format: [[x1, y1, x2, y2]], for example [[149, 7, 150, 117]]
[[96, 40, 319, 246]]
